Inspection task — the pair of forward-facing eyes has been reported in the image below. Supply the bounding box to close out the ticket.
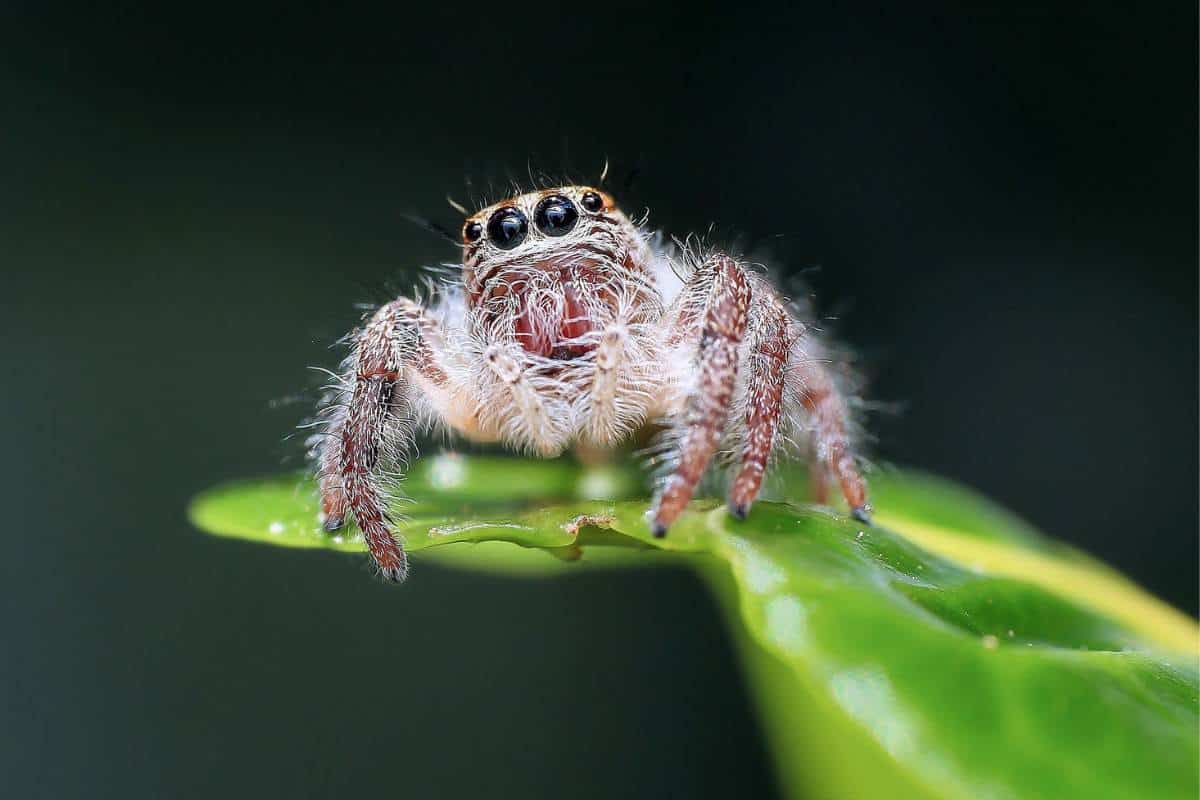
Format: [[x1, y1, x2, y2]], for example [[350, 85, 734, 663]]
[[463, 191, 606, 250]]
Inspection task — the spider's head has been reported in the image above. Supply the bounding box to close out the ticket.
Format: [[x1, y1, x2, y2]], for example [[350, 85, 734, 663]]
[[459, 186, 628, 277], [459, 186, 651, 357]]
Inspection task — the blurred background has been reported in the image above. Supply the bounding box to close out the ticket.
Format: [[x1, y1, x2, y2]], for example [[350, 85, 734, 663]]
[[2, 2, 1195, 798]]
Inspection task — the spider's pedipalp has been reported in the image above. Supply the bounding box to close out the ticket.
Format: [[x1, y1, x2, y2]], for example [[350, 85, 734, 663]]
[[480, 344, 572, 456], [582, 323, 631, 445]]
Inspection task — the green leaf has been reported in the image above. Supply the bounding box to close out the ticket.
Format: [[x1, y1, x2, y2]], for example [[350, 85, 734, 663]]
[[189, 455, 1199, 800]]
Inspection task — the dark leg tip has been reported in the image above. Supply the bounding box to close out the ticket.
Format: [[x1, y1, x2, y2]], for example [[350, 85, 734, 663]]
[[728, 502, 749, 521], [851, 505, 874, 525], [650, 521, 668, 539], [378, 562, 409, 584]]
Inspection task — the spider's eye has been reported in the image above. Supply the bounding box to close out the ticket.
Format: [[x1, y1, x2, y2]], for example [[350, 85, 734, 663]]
[[463, 220, 483, 243], [581, 191, 604, 213], [486, 207, 528, 250], [533, 195, 578, 237]]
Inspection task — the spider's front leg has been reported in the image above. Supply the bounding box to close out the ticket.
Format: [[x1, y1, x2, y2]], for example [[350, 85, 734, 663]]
[[650, 254, 750, 535], [317, 298, 454, 582]]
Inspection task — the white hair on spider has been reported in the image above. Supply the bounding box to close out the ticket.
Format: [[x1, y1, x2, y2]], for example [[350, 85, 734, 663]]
[[308, 184, 871, 582]]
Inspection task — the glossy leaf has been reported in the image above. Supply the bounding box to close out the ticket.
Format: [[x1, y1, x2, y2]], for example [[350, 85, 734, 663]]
[[190, 455, 1199, 800]]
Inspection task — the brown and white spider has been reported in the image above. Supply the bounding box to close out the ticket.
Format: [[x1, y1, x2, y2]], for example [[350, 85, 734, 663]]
[[312, 185, 870, 581]]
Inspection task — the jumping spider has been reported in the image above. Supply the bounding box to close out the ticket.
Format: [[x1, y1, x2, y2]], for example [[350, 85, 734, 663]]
[[313, 185, 870, 580]]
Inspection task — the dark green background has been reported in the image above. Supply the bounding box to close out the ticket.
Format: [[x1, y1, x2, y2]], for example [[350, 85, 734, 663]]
[[2, 3, 1195, 798]]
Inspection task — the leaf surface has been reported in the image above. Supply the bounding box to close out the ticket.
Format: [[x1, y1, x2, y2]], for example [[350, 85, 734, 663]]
[[190, 455, 1199, 800]]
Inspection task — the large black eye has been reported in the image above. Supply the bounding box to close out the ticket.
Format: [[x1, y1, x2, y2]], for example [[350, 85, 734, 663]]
[[534, 195, 578, 236], [463, 220, 483, 243], [581, 191, 604, 213], [486, 207, 528, 250]]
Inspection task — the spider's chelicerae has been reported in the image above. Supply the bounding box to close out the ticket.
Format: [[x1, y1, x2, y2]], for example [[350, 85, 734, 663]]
[[313, 185, 870, 581]]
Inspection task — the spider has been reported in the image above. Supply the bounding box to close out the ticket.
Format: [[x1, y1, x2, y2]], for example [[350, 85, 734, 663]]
[[312, 185, 870, 581]]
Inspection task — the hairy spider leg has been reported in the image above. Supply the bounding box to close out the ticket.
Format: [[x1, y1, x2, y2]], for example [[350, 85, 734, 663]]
[[319, 298, 458, 581], [650, 255, 750, 534]]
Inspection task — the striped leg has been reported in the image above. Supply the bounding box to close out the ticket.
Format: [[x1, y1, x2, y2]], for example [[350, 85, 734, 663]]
[[728, 303, 791, 518], [650, 254, 751, 535], [317, 298, 452, 581], [793, 348, 871, 522]]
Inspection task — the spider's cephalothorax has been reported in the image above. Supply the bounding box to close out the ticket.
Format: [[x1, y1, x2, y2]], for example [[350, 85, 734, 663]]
[[313, 186, 870, 581]]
